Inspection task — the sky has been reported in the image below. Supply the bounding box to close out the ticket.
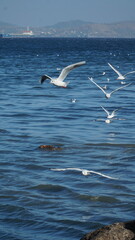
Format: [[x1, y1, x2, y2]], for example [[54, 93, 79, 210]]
[[0, 0, 135, 27]]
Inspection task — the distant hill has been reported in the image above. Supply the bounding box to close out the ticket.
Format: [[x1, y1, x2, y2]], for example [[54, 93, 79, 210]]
[[52, 20, 90, 29], [45, 20, 135, 38], [0, 21, 24, 34], [1, 20, 135, 38]]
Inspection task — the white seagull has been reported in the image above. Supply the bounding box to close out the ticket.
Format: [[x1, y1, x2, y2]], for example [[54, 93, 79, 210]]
[[51, 168, 117, 179], [71, 98, 77, 103], [101, 106, 118, 119], [108, 63, 135, 80], [105, 119, 112, 124], [40, 61, 86, 87], [88, 77, 131, 99]]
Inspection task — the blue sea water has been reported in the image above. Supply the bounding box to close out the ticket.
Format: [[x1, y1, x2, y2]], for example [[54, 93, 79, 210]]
[[0, 37, 135, 240]]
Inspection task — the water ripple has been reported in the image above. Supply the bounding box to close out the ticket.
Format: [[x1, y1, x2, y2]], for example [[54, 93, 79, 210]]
[[0, 38, 135, 240]]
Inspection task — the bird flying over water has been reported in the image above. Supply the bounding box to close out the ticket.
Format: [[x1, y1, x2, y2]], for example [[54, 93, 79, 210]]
[[51, 168, 117, 179], [88, 77, 131, 99], [40, 61, 86, 87], [101, 106, 118, 119], [108, 63, 135, 80]]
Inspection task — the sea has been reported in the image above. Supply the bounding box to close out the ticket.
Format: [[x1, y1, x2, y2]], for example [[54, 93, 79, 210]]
[[0, 37, 135, 240]]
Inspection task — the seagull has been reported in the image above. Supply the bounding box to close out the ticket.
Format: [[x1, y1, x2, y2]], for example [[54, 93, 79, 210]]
[[71, 98, 77, 103], [101, 106, 118, 119], [105, 119, 112, 124], [95, 118, 114, 124], [103, 85, 107, 90], [40, 61, 86, 87], [108, 63, 135, 80], [88, 77, 131, 99], [51, 168, 117, 179]]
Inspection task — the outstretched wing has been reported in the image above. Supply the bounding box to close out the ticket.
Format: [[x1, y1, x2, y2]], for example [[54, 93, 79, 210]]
[[124, 71, 135, 77], [51, 167, 83, 172], [108, 63, 123, 78], [89, 170, 117, 179], [112, 109, 119, 114], [51, 168, 67, 171], [58, 61, 86, 82], [101, 106, 110, 116], [89, 77, 106, 95], [110, 83, 131, 95], [40, 75, 51, 84]]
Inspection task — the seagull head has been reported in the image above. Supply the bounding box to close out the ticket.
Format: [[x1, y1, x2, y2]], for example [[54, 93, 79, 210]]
[[105, 93, 111, 99]]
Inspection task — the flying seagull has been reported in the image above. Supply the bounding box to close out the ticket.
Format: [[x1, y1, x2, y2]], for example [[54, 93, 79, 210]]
[[40, 61, 86, 87], [51, 168, 117, 179], [108, 63, 135, 80], [101, 106, 118, 119], [88, 77, 131, 99]]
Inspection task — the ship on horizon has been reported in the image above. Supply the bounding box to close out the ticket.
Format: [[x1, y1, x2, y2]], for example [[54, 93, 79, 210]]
[[22, 26, 34, 36], [3, 26, 34, 38]]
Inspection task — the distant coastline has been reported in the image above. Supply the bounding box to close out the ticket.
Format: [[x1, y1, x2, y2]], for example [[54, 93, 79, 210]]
[[1, 20, 135, 38]]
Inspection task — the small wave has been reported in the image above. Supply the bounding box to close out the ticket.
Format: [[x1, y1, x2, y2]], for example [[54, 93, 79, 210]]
[[84, 143, 135, 148], [79, 194, 120, 203], [0, 129, 10, 134], [28, 183, 70, 193]]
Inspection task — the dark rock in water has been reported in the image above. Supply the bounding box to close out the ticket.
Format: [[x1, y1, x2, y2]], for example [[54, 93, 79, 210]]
[[80, 220, 135, 240], [38, 145, 62, 150]]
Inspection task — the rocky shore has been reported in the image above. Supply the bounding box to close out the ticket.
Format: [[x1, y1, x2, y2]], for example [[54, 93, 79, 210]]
[[80, 220, 135, 240]]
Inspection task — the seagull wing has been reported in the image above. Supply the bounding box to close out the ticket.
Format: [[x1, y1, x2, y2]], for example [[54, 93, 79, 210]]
[[89, 170, 117, 179], [51, 168, 67, 171], [110, 83, 131, 95], [51, 167, 83, 172], [58, 61, 86, 82], [112, 109, 119, 114], [108, 63, 123, 78], [40, 74, 51, 84], [101, 105, 110, 116], [88, 77, 107, 95], [124, 71, 135, 77]]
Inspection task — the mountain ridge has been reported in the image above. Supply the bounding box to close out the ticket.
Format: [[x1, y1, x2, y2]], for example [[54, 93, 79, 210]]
[[0, 20, 135, 38]]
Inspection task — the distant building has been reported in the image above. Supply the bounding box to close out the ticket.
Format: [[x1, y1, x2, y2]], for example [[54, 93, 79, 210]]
[[22, 26, 34, 36]]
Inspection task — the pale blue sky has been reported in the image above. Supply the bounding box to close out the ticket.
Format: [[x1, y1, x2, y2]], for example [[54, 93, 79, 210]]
[[0, 0, 135, 27]]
